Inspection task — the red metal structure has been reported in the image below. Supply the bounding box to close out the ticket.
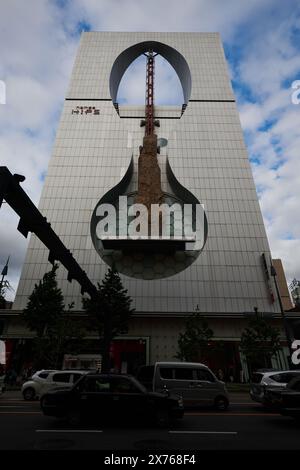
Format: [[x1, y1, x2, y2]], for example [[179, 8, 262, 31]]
[[144, 50, 157, 136]]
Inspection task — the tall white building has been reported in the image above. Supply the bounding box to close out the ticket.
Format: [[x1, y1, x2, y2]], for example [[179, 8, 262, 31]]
[[11, 32, 288, 378]]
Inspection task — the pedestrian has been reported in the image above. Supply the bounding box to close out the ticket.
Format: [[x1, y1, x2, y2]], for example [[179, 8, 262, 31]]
[[217, 369, 224, 381]]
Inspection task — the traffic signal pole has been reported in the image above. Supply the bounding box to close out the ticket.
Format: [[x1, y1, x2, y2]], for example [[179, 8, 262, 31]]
[[0, 166, 97, 300]]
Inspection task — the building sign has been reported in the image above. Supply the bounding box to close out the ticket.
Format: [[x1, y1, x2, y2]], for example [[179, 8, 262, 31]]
[[72, 106, 100, 115]]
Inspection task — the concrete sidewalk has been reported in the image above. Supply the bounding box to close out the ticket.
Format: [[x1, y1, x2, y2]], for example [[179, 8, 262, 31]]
[[0, 390, 23, 399], [229, 392, 252, 403]]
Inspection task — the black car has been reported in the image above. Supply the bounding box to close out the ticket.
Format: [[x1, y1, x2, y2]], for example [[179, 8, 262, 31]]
[[264, 376, 300, 419], [40, 373, 184, 427]]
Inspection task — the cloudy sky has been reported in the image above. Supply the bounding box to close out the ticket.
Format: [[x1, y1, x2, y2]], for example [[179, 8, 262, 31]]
[[0, 0, 300, 300]]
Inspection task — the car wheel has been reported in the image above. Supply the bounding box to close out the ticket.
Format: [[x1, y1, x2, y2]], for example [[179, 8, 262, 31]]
[[23, 387, 36, 401], [67, 409, 81, 426], [155, 408, 170, 428], [214, 396, 229, 411]]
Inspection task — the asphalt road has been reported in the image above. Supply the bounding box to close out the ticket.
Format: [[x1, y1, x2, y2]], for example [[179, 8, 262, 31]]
[[0, 392, 299, 451]]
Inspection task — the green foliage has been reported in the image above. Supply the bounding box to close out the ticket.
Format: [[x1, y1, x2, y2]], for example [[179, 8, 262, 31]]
[[32, 303, 85, 369], [176, 312, 214, 362], [22, 264, 85, 369], [82, 266, 134, 372], [22, 264, 64, 337], [240, 314, 281, 370]]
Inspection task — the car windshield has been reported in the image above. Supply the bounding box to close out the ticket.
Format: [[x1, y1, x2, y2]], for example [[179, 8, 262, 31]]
[[251, 373, 264, 384], [33, 371, 52, 380], [128, 376, 147, 393], [71, 374, 87, 391]]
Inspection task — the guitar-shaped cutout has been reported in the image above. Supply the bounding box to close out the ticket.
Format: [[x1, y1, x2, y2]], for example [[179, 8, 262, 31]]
[[91, 50, 207, 280]]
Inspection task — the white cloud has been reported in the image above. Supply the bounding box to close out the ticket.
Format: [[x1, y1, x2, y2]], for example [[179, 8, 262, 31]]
[[67, 0, 274, 40], [0, 205, 28, 301], [239, 88, 291, 132], [236, 12, 300, 283], [0, 0, 79, 297], [238, 15, 300, 97]]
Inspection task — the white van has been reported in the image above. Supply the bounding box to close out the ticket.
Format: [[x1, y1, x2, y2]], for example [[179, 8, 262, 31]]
[[137, 362, 229, 410]]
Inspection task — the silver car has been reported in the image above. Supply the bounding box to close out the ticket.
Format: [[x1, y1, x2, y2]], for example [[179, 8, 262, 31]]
[[21, 370, 87, 400], [250, 369, 300, 405]]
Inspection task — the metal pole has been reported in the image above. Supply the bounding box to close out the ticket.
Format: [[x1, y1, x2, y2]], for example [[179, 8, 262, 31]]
[[145, 50, 155, 137], [271, 265, 294, 368]]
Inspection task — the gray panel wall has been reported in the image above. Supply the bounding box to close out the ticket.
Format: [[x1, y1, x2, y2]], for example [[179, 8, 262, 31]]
[[13, 32, 279, 316]]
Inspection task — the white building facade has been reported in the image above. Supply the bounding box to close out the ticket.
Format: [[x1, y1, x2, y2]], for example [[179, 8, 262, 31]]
[[11, 32, 287, 378]]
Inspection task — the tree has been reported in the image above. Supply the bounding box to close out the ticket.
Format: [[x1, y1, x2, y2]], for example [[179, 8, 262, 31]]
[[176, 312, 214, 362], [22, 264, 84, 369], [240, 312, 281, 374], [82, 266, 134, 373], [32, 303, 85, 369], [22, 264, 64, 338]]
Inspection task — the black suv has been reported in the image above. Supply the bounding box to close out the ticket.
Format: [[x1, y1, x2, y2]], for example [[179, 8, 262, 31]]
[[40, 373, 184, 427]]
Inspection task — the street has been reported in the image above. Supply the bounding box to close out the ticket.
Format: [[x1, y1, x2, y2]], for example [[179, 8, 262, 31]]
[[0, 392, 299, 451]]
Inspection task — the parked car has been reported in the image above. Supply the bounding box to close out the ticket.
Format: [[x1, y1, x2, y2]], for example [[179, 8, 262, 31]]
[[40, 373, 184, 427], [21, 370, 87, 400], [250, 369, 300, 406], [136, 362, 229, 410], [264, 376, 300, 419]]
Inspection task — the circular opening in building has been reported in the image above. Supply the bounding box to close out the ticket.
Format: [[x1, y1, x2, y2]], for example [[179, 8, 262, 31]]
[[117, 54, 184, 106], [110, 40, 192, 107]]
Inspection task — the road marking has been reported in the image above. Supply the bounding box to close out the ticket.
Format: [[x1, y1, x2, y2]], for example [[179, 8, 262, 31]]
[[0, 398, 23, 400], [36, 430, 103, 433], [0, 411, 41, 415], [231, 403, 256, 405], [169, 431, 237, 435], [185, 412, 280, 416], [0, 406, 29, 408], [0, 411, 279, 417], [0, 400, 28, 403]]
